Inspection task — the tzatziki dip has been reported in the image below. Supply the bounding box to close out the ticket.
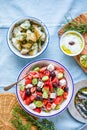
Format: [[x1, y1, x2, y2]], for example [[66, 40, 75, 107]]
[[60, 31, 85, 56]]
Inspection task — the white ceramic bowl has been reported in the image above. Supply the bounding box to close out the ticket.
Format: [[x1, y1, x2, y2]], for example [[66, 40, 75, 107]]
[[7, 17, 49, 58], [16, 59, 74, 117], [60, 30, 85, 56]]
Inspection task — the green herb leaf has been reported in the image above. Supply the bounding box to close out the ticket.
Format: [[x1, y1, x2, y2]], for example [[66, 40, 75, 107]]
[[64, 17, 87, 34], [11, 106, 56, 130]]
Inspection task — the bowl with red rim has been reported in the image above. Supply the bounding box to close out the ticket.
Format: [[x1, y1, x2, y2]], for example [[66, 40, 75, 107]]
[[16, 59, 74, 117]]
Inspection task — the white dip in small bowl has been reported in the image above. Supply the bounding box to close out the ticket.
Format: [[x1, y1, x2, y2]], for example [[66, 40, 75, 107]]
[[60, 31, 85, 56]]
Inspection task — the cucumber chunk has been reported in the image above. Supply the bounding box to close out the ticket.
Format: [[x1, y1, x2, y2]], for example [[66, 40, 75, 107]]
[[32, 78, 38, 85]]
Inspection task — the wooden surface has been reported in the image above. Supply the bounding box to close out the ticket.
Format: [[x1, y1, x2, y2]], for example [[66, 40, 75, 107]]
[[0, 93, 37, 130], [58, 12, 87, 73]]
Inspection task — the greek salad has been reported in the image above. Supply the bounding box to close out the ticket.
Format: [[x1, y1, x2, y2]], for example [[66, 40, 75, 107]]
[[19, 64, 68, 113]]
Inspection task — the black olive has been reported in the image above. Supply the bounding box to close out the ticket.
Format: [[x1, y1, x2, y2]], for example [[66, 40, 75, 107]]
[[69, 41, 75, 45], [53, 82, 58, 88], [48, 98, 54, 103], [36, 96, 43, 101], [36, 87, 42, 92], [64, 87, 69, 92], [50, 71, 56, 78], [25, 88, 31, 96]]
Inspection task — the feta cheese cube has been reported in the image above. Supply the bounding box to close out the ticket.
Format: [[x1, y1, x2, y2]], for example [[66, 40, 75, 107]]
[[37, 81, 44, 88], [25, 84, 33, 89], [51, 103, 56, 109], [28, 103, 36, 109], [59, 79, 66, 86], [55, 70, 59, 77], [50, 93, 56, 99], [47, 64, 54, 71]]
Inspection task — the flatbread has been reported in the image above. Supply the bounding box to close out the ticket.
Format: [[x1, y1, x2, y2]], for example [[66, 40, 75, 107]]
[[0, 93, 37, 130]]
